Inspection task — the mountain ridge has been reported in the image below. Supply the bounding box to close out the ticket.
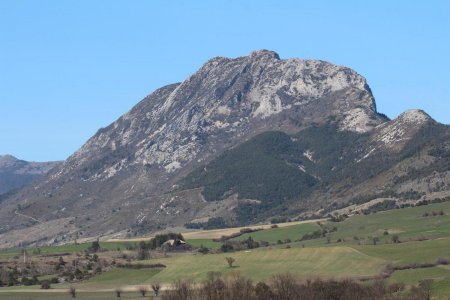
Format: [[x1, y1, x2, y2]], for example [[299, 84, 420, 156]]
[[0, 50, 448, 248], [0, 155, 60, 195]]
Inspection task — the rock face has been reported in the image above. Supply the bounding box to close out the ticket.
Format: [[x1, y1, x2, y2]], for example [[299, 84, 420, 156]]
[[0, 155, 59, 195], [0, 50, 448, 248], [63, 50, 382, 181]]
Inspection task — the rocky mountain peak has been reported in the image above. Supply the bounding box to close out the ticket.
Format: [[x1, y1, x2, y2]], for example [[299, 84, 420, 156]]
[[397, 109, 434, 125], [369, 109, 436, 153], [0, 155, 18, 167], [249, 49, 281, 60], [63, 50, 383, 181]]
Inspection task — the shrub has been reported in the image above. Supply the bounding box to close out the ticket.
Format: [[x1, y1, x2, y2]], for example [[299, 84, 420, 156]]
[[40, 281, 51, 289], [255, 281, 274, 300], [437, 258, 449, 265], [69, 286, 76, 298], [391, 235, 400, 243], [163, 280, 194, 300], [152, 283, 161, 296], [198, 245, 209, 254], [225, 257, 235, 268], [363, 200, 398, 214], [220, 242, 234, 252], [88, 240, 101, 253], [160, 273, 421, 300], [50, 277, 59, 284], [138, 286, 148, 296], [387, 282, 405, 293], [300, 230, 324, 241], [115, 288, 122, 297], [228, 274, 255, 300], [328, 214, 348, 222]]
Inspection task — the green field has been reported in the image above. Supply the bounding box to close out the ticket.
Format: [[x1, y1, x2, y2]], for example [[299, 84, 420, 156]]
[[0, 291, 149, 300], [353, 238, 450, 265], [327, 201, 450, 242], [3, 201, 450, 299], [388, 266, 450, 297], [231, 222, 320, 243], [80, 268, 162, 288], [185, 238, 222, 249], [141, 246, 385, 283]]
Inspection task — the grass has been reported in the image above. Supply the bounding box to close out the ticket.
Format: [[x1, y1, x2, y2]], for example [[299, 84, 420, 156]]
[[352, 238, 450, 266], [231, 222, 320, 244], [0, 269, 163, 299], [79, 268, 162, 288], [185, 239, 222, 249], [325, 201, 450, 244], [388, 266, 450, 286], [140, 246, 385, 283], [0, 291, 150, 300], [387, 266, 450, 298], [4, 201, 450, 297]]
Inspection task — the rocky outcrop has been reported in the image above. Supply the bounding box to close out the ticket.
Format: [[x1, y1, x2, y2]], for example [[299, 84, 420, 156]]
[[60, 50, 383, 182]]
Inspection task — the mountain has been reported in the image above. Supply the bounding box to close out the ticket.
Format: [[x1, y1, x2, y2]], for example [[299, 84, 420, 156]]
[[0, 155, 59, 195], [0, 50, 448, 248]]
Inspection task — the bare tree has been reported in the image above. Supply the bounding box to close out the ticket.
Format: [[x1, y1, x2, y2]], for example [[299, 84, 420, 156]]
[[139, 286, 148, 296], [255, 281, 274, 300], [69, 286, 76, 298], [152, 283, 161, 296], [225, 257, 236, 268]]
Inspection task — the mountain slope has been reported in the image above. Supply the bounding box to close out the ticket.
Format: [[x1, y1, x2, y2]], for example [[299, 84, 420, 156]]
[[180, 112, 449, 223], [0, 50, 448, 248]]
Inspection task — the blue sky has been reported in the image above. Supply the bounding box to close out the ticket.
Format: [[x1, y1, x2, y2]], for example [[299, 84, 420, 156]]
[[1, 1, 449, 161]]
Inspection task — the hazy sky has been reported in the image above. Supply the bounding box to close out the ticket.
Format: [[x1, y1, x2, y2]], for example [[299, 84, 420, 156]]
[[1, 1, 449, 161]]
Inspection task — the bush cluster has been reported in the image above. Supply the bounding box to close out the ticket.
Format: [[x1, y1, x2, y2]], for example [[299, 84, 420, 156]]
[[161, 273, 430, 300]]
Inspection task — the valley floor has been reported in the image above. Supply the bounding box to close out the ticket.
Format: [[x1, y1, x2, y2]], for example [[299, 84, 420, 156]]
[[3, 201, 450, 299]]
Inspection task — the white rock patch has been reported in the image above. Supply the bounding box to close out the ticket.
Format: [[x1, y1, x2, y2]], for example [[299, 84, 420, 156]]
[[340, 108, 374, 133], [164, 161, 182, 172]]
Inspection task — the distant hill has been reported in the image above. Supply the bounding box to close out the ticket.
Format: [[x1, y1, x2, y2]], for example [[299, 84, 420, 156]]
[[0, 155, 60, 195]]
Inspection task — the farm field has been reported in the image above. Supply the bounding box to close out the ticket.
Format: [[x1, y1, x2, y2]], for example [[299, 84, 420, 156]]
[[2, 201, 450, 298], [231, 222, 320, 244], [140, 246, 385, 283], [0, 291, 148, 299]]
